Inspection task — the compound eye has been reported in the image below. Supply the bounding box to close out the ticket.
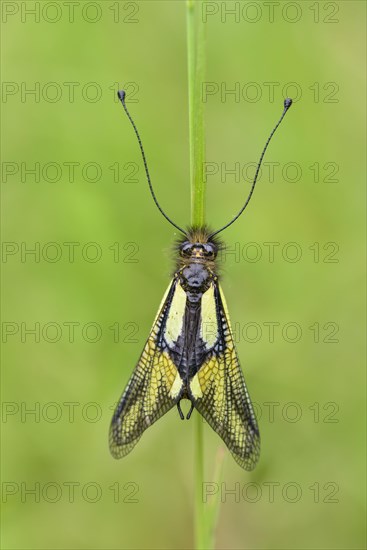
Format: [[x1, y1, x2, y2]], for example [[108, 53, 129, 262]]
[[203, 244, 215, 258], [181, 243, 193, 257]]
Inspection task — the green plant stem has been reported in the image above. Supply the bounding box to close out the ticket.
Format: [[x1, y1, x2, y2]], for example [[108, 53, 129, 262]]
[[187, 0, 206, 228], [195, 413, 205, 549], [187, 1, 207, 549]]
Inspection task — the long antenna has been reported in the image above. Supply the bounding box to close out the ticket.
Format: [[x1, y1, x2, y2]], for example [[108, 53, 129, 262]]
[[209, 98, 293, 238], [117, 90, 186, 236]]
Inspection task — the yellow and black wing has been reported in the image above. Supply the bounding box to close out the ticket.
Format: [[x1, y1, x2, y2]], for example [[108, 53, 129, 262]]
[[189, 282, 260, 471], [109, 278, 186, 459]]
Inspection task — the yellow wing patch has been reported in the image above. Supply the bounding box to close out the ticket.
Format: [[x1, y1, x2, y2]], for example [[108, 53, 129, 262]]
[[200, 283, 218, 349], [164, 281, 186, 347], [170, 371, 184, 399], [189, 372, 203, 399]]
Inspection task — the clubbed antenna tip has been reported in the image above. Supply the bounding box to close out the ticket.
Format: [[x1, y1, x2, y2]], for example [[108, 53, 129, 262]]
[[117, 90, 126, 102], [284, 97, 292, 110]]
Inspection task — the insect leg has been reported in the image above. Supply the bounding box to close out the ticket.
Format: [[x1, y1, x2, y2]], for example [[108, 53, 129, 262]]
[[186, 402, 194, 420], [177, 401, 185, 420]]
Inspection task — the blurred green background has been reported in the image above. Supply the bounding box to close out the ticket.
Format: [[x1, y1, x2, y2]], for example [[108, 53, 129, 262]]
[[1, 1, 366, 549]]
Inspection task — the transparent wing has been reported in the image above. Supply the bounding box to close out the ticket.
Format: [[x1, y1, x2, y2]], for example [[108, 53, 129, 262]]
[[190, 283, 260, 471], [109, 279, 184, 459]]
